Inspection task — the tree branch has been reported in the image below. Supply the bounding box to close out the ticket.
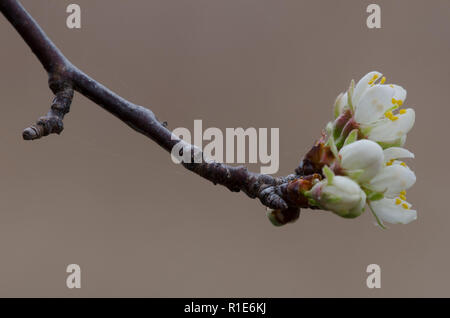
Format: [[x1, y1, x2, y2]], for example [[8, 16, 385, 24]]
[[1, 0, 322, 224]]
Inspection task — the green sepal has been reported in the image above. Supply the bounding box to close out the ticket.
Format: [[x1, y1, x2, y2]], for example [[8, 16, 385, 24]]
[[340, 212, 359, 219], [346, 169, 364, 181], [266, 209, 283, 226], [367, 191, 384, 201], [303, 190, 312, 198], [322, 165, 335, 185], [343, 129, 359, 147], [377, 138, 404, 149], [368, 202, 387, 230], [362, 185, 386, 201], [327, 135, 339, 159], [347, 79, 355, 113], [333, 123, 342, 140], [307, 197, 319, 207], [266, 212, 283, 227], [334, 135, 345, 150], [334, 93, 344, 119], [325, 121, 334, 136], [341, 205, 366, 219], [323, 194, 342, 204], [360, 126, 372, 137]]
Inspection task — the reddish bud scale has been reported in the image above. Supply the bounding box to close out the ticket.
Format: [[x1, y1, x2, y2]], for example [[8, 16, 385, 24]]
[[340, 118, 360, 140], [333, 109, 353, 138], [296, 137, 335, 176], [284, 173, 321, 208]]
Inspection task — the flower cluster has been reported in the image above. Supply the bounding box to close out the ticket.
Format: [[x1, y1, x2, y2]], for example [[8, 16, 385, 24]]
[[307, 71, 417, 228]]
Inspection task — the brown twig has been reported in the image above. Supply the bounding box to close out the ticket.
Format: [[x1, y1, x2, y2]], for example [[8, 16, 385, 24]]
[[0, 0, 321, 224]]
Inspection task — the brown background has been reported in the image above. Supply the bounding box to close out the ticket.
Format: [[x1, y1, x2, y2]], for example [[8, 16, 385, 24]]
[[0, 0, 448, 297]]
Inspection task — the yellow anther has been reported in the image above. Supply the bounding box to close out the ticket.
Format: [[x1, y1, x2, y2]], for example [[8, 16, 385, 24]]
[[399, 109, 406, 114], [400, 194, 406, 201], [391, 98, 403, 108], [391, 116, 399, 121], [368, 74, 379, 85], [386, 160, 393, 166], [400, 162, 407, 167], [385, 110, 393, 118], [380, 77, 386, 84], [402, 203, 410, 210], [389, 84, 394, 88], [400, 190, 406, 196], [395, 198, 402, 205]]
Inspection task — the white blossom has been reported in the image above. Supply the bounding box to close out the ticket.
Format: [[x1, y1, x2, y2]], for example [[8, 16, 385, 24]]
[[368, 147, 417, 226], [336, 71, 415, 145], [339, 139, 384, 183], [310, 174, 366, 218], [370, 197, 417, 225]]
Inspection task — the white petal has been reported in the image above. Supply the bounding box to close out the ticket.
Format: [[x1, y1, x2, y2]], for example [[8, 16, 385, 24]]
[[354, 85, 395, 125], [371, 198, 417, 224], [392, 84, 407, 103], [369, 164, 416, 197], [335, 92, 348, 114], [352, 71, 383, 105], [311, 176, 365, 216], [368, 109, 415, 142], [383, 147, 415, 162], [399, 134, 407, 147], [339, 140, 384, 183]]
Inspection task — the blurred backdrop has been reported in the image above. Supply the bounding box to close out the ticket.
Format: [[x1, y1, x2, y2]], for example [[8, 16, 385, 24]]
[[0, 0, 448, 297]]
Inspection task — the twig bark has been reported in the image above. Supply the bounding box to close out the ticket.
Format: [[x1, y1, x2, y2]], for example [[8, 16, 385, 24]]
[[1, 0, 321, 223]]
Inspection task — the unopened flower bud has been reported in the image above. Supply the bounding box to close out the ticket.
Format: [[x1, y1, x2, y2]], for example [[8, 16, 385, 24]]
[[339, 139, 383, 183], [310, 174, 366, 218], [266, 207, 300, 226]]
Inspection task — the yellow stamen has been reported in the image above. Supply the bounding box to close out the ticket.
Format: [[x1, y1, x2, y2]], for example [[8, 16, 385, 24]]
[[368, 74, 379, 85], [402, 203, 410, 210], [400, 194, 406, 201], [380, 77, 386, 84], [391, 97, 403, 108], [389, 84, 394, 88], [391, 116, 399, 121], [386, 159, 394, 166], [399, 109, 406, 114], [400, 190, 406, 196], [385, 110, 393, 118], [400, 162, 407, 167], [395, 198, 402, 205]]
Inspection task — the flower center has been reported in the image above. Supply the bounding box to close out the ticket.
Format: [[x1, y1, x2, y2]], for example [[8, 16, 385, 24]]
[[368, 75, 386, 87], [384, 100, 406, 121]]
